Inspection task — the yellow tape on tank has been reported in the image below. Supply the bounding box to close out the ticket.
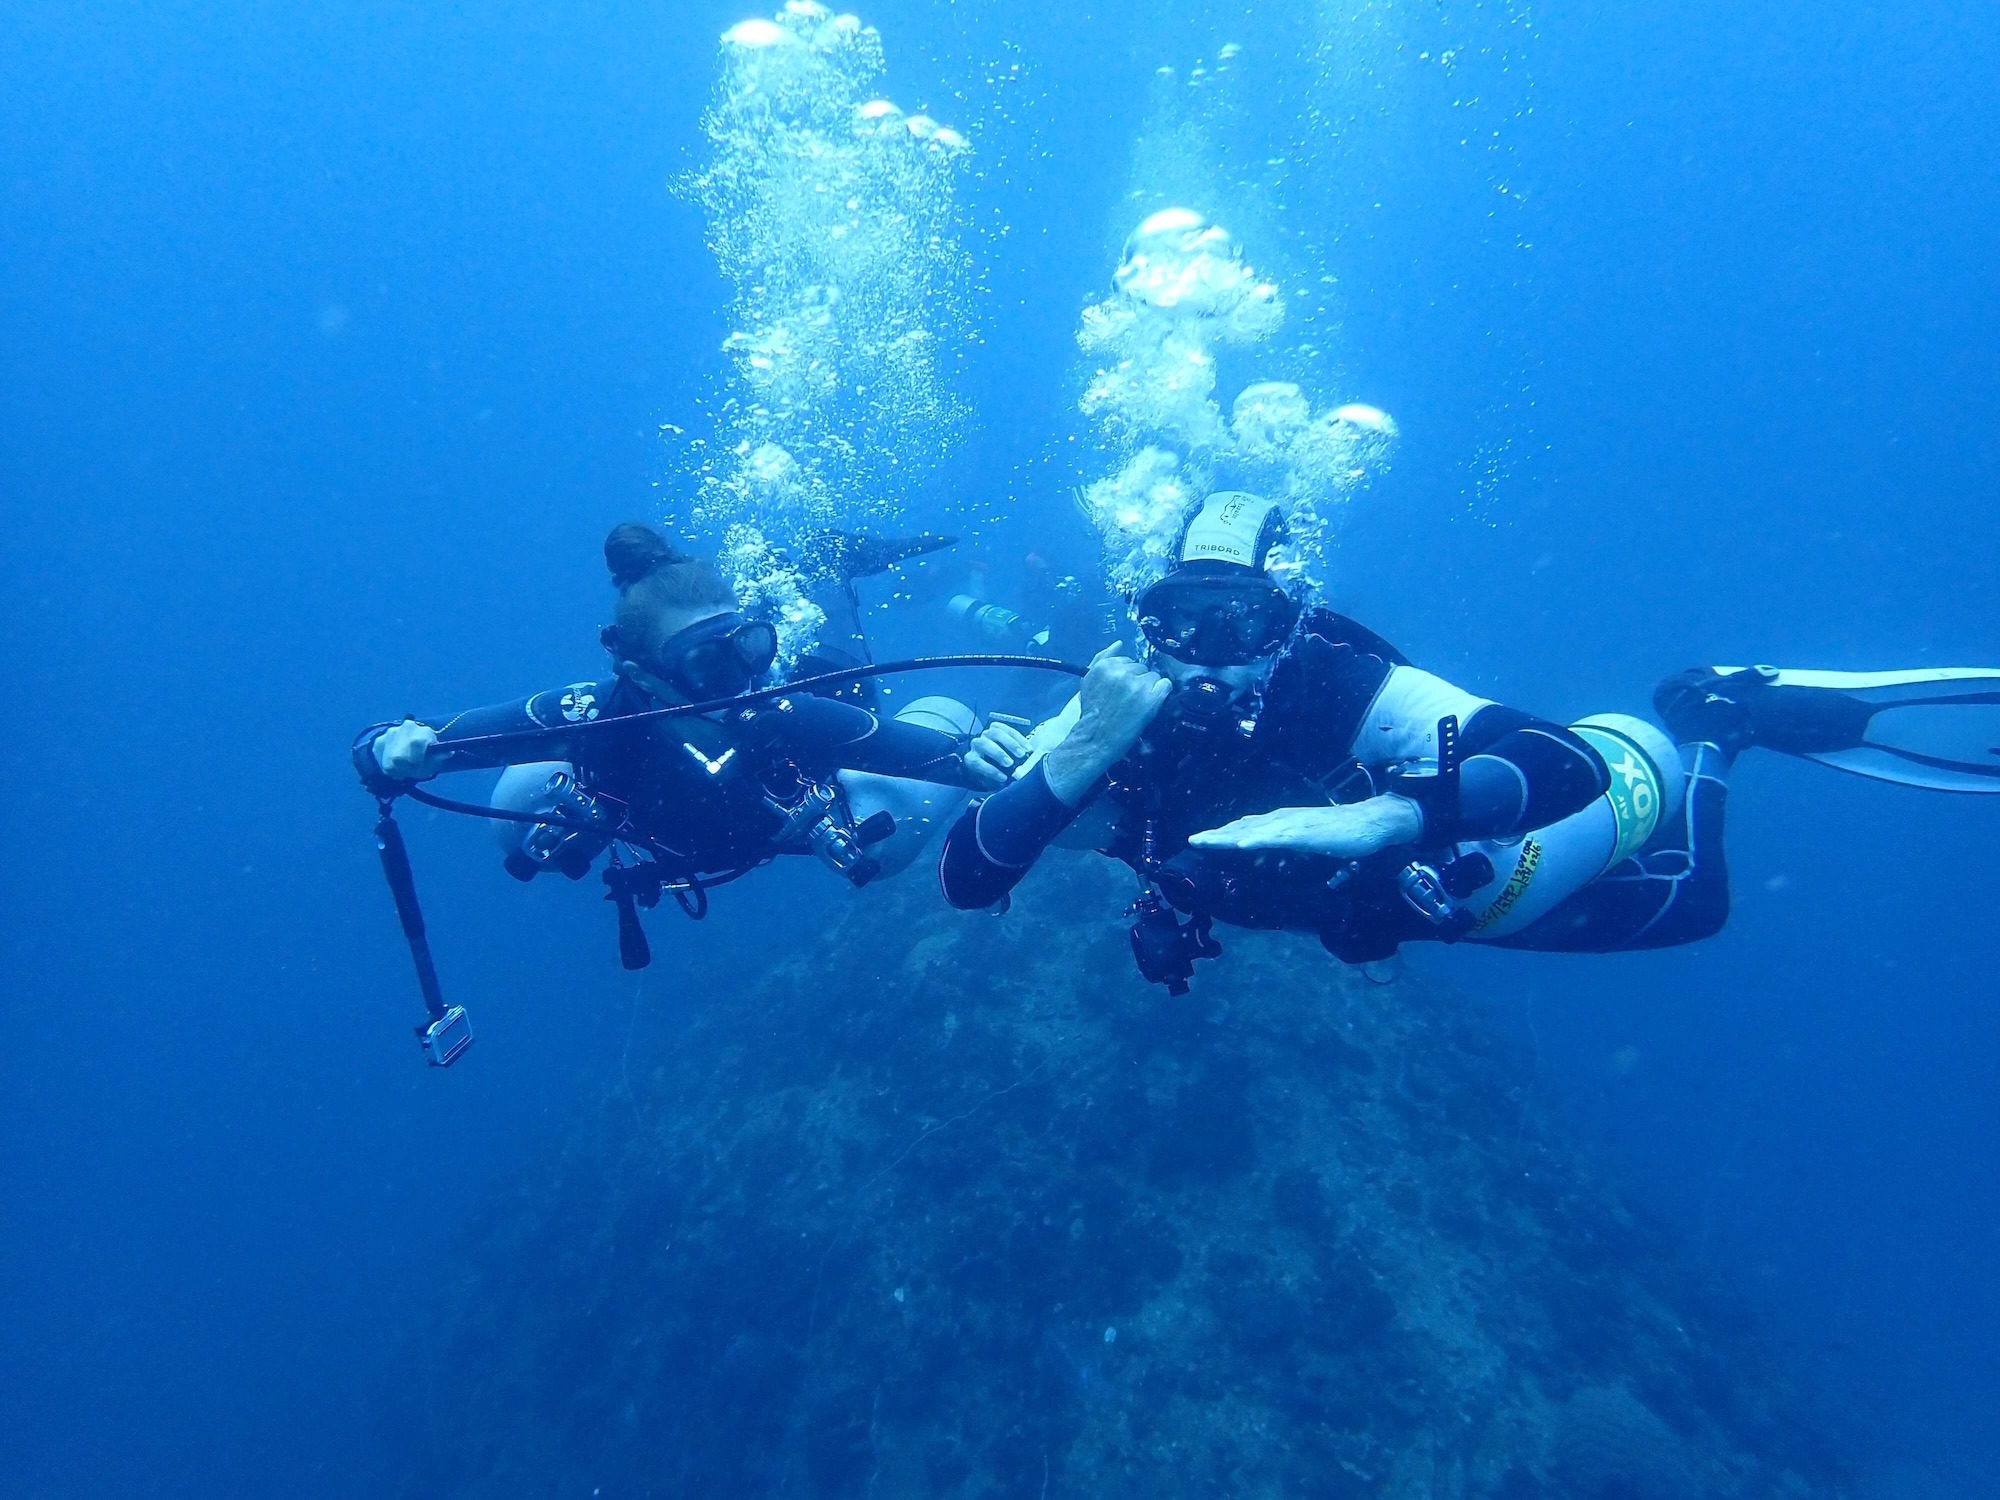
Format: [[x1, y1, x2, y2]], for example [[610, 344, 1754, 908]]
[[1570, 718, 1666, 867]]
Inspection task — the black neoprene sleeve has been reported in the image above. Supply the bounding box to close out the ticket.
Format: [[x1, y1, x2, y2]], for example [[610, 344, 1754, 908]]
[[741, 693, 971, 782], [938, 764, 1080, 908], [351, 682, 612, 787], [1448, 705, 1609, 840]]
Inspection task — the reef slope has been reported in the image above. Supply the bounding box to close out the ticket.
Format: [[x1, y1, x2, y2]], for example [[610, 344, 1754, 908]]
[[394, 855, 1843, 1500]]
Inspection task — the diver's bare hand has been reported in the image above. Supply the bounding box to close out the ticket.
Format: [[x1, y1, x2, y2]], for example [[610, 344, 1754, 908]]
[[962, 719, 1033, 790], [372, 718, 449, 782], [1188, 796, 1423, 859], [615, 658, 680, 705], [1043, 643, 1171, 806]]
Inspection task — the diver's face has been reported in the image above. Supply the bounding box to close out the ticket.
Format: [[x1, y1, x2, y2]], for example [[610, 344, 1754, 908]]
[[1153, 651, 1273, 701], [604, 603, 741, 703]]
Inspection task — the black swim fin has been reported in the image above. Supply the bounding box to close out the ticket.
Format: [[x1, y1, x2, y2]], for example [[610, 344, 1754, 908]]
[[804, 529, 958, 582], [1660, 666, 2000, 792]]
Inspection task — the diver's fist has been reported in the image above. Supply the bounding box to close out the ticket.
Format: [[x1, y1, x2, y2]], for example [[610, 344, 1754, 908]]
[[962, 719, 1033, 790], [1188, 796, 1423, 859], [615, 658, 680, 705], [373, 718, 448, 782], [1044, 642, 1171, 806]]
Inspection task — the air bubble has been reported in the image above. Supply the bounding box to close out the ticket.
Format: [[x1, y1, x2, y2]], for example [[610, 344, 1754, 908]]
[[1075, 208, 1394, 597], [676, 7, 974, 665]]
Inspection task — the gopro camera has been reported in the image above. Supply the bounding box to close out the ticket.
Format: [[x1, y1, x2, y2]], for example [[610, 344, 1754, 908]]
[[418, 1005, 474, 1067], [1128, 889, 1223, 995]]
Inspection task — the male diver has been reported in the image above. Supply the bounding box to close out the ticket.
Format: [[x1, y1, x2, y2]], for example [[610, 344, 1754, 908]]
[[356, 524, 1024, 899], [940, 493, 2000, 987]]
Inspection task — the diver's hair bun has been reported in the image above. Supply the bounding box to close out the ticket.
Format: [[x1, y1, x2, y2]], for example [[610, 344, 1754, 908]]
[[603, 523, 689, 590]]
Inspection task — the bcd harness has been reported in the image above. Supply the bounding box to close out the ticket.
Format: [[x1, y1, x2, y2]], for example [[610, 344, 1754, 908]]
[[1113, 707, 1500, 992]]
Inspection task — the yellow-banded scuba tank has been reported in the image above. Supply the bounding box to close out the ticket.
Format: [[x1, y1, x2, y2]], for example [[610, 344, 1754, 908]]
[[1456, 713, 1684, 940], [948, 595, 1051, 649]]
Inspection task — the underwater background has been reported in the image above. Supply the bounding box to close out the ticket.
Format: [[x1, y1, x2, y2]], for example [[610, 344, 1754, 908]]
[[3, 1, 1997, 1496]]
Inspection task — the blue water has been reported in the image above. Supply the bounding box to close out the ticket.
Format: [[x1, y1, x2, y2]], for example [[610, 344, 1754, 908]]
[[4, 2, 1997, 1496]]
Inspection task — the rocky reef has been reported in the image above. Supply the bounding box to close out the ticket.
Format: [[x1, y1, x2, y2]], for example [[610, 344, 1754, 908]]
[[388, 854, 1846, 1499]]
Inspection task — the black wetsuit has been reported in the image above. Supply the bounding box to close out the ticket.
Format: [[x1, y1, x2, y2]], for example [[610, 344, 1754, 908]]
[[939, 611, 1614, 962], [354, 676, 968, 877]]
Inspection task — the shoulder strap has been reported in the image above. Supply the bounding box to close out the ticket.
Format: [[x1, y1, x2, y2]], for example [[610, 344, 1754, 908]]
[[1300, 607, 1410, 667], [1259, 611, 1403, 775]]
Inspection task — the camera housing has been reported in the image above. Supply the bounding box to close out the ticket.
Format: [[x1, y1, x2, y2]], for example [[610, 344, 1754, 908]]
[[418, 1005, 474, 1067], [1127, 889, 1223, 995]]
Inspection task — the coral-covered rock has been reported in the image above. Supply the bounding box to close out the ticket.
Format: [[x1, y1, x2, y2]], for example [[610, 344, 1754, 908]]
[[1546, 1384, 1695, 1498], [387, 856, 1847, 1499]]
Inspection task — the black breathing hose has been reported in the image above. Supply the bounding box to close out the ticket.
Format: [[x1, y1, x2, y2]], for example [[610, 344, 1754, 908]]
[[380, 651, 1090, 871], [433, 653, 1088, 756], [368, 653, 1084, 1062]]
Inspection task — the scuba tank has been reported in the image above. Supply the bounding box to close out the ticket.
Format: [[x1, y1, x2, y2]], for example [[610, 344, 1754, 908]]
[[1453, 713, 1684, 940], [947, 594, 1051, 650], [1309, 712, 1687, 959]]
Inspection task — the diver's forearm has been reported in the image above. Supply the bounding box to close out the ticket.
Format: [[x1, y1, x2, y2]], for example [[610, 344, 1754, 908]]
[[937, 764, 1079, 907], [352, 681, 608, 787], [1446, 709, 1608, 839], [839, 720, 973, 783]]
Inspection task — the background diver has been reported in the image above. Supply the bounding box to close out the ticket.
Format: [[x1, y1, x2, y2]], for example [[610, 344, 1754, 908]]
[[355, 523, 1030, 916], [940, 493, 2000, 988]]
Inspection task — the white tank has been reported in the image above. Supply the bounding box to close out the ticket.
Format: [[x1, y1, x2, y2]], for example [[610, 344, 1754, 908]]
[[837, 696, 978, 879], [1458, 714, 1685, 940]]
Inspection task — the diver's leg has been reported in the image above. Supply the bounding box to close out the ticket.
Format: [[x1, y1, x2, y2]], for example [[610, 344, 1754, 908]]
[[807, 578, 871, 666], [1657, 663, 2000, 791], [1653, 665, 1868, 759], [1485, 654, 2000, 952], [801, 530, 961, 665], [1500, 668, 1796, 949], [799, 532, 962, 706]]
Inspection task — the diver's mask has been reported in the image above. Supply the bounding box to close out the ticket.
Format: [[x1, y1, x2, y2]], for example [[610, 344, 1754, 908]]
[[1135, 565, 1300, 667], [651, 613, 779, 701]]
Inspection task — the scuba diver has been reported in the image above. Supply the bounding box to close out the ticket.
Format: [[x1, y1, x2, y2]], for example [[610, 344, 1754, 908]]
[[356, 523, 1034, 1058], [943, 552, 1111, 724], [940, 492, 2000, 992], [792, 526, 962, 703]]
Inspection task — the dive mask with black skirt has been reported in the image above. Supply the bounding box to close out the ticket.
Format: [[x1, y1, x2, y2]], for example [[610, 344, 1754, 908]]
[[652, 613, 779, 701], [1135, 566, 1301, 667]]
